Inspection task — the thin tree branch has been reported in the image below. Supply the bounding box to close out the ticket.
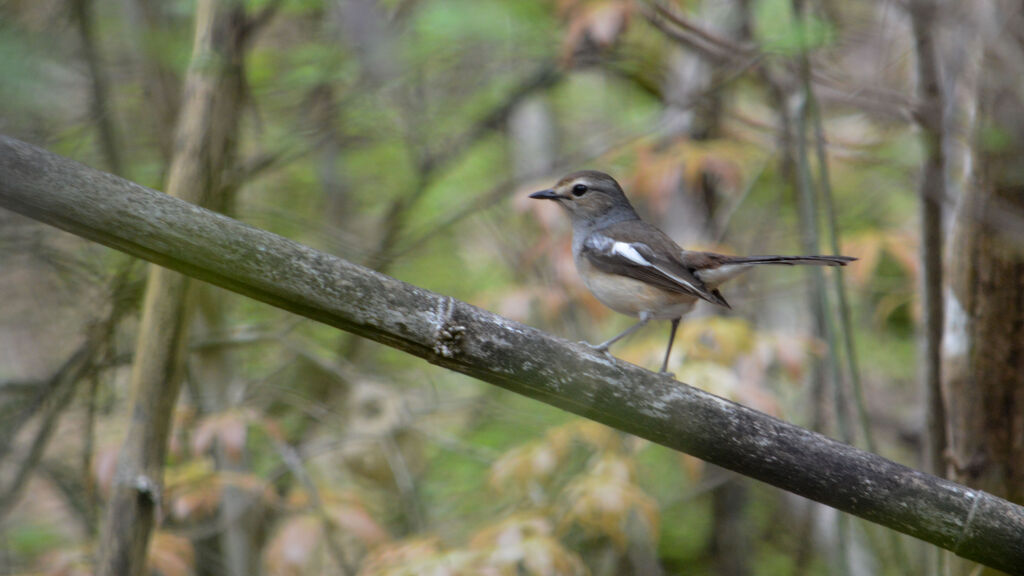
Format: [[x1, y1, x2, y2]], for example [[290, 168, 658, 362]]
[[789, 4, 852, 569], [366, 62, 563, 273], [94, 0, 249, 573], [272, 439, 354, 576], [70, 0, 123, 176], [0, 266, 137, 519], [240, 0, 283, 40], [792, 1, 907, 570], [1, 135, 1024, 574], [908, 0, 947, 482], [643, 0, 914, 120]]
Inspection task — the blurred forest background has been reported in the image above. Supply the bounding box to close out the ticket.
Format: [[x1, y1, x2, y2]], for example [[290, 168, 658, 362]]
[[2, 0, 1023, 575]]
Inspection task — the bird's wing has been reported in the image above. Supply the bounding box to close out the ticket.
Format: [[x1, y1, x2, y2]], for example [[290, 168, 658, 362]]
[[581, 232, 730, 307]]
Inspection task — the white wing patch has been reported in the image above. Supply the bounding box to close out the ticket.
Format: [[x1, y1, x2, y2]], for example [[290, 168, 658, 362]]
[[589, 235, 702, 294], [611, 241, 651, 266]]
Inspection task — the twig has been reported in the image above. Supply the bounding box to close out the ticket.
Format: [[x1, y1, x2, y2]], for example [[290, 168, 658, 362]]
[[365, 62, 563, 273], [650, 1, 757, 56], [908, 0, 947, 477], [70, 0, 124, 176], [273, 440, 354, 576], [644, 0, 914, 120], [0, 265, 136, 518], [241, 0, 284, 40]]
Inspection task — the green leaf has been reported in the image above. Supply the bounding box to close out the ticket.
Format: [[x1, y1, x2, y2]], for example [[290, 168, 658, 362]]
[[754, 0, 835, 55]]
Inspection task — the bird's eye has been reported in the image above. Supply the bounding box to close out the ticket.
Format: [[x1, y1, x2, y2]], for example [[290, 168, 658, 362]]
[[572, 183, 588, 197]]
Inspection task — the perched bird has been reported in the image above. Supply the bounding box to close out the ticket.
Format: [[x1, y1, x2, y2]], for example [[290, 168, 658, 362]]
[[530, 170, 855, 373]]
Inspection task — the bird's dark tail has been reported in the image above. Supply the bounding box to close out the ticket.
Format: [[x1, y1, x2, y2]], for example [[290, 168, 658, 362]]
[[728, 255, 856, 266]]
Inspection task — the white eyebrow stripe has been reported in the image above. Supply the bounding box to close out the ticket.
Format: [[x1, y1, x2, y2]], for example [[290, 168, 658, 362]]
[[611, 241, 652, 266]]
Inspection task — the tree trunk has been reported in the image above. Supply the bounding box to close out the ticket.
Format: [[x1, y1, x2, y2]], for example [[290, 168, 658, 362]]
[[95, 1, 247, 575], [943, 14, 1024, 575]]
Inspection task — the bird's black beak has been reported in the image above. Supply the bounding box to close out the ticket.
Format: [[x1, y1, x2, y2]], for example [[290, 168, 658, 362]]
[[529, 189, 566, 200]]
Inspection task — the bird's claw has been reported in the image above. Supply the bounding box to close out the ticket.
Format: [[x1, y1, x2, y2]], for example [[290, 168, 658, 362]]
[[581, 341, 611, 355]]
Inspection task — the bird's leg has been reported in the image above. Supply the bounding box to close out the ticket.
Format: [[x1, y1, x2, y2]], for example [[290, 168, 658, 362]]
[[586, 312, 652, 352], [660, 318, 681, 374]]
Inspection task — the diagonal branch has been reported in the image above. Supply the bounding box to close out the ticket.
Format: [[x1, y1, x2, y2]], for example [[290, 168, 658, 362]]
[[1, 135, 1023, 575]]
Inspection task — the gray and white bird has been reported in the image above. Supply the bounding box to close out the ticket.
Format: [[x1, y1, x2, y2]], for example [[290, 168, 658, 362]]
[[530, 170, 855, 373]]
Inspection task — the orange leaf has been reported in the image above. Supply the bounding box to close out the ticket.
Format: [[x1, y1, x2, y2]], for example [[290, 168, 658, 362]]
[[148, 532, 195, 576], [264, 516, 323, 576], [192, 411, 250, 463], [561, 0, 634, 64], [329, 501, 390, 548]]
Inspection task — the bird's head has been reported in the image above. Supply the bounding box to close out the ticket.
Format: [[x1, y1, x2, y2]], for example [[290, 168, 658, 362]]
[[529, 170, 637, 224]]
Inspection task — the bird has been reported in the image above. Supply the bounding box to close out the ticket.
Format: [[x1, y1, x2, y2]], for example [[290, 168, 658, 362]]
[[529, 170, 855, 374]]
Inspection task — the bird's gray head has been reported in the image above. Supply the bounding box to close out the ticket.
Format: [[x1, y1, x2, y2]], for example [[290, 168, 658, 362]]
[[529, 170, 638, 225]]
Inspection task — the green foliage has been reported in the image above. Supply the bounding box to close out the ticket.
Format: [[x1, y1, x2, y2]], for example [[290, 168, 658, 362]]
[[754, 0, 835, 55], [6, 522, 66, 562]]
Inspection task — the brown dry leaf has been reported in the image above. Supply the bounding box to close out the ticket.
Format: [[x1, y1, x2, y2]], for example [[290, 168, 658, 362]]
[[191, 410, 251, 463], [560, 472, 659, 548], [589, 455, 633, 483], [629, 138, 754, 213], [164, 459, 218, 521], [264, 515, 323, 576], [675, 361, 739, 400], [840, 231, 883, 288], [561, 0, 634, 64], [518, 537, 588, 576], [218, 412, 249, 463], [495, 287, 536, 322], [550, 419, 620, 452], [875, 291, 915, 325], [882, 231, 920, 281], [676, 316, 755, 364], [768, 332, 813, 382], [357, 538, 484, 576], [470, 514, 554, 548], [219, 471, 279, 508], [148, 531, 195, 576], [632, 145, 685, 214], [170, 486, 220, 522], [327, 499, 390, 548], [491, 286, 569, 324], [470, 514, 587, 576], [489, 441, 565, 492], [555, 0, 582, 17], [191, 417, 218, 460], [689, 154, 744, 197], [260, 416, 286, 444]]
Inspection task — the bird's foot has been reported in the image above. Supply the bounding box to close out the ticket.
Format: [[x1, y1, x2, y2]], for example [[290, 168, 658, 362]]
[[659, 370, 676, 379], [581, 341, 611, 355]]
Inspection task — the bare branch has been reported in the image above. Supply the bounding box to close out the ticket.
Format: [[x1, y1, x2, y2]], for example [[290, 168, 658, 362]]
[[908, 0, 947, 482]]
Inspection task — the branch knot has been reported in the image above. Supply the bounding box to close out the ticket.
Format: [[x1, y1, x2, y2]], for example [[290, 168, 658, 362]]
[[432, 296, 465, 358]]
